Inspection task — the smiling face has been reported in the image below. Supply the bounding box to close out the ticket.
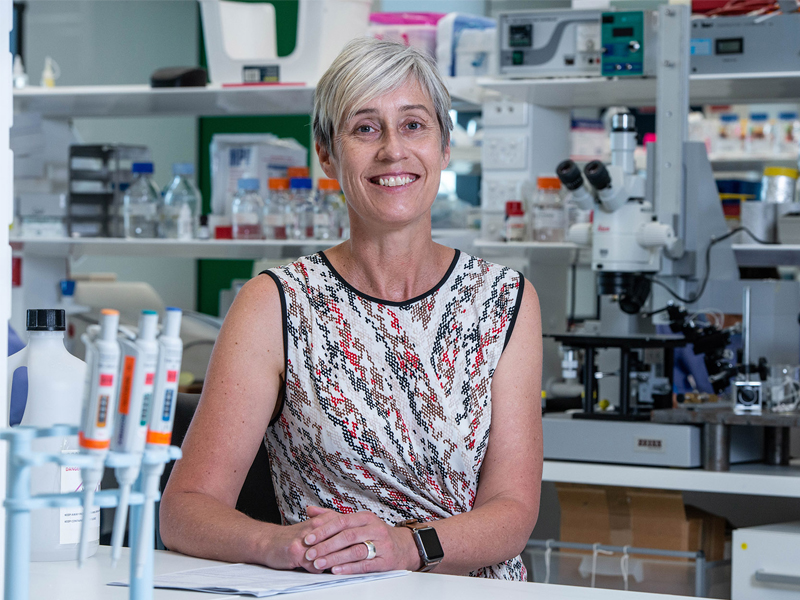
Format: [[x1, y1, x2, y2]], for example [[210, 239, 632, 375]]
[[317, 77, 450, 232]]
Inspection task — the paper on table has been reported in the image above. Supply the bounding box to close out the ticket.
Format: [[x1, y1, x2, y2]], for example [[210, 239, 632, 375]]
[[109, 563, 409, 597]]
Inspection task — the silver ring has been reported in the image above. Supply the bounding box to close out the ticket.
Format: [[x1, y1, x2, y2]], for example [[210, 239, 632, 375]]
[[362, 540, 377, 560]]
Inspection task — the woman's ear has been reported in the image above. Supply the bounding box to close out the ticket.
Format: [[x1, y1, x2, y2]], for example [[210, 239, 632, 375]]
[[316, 141, 338, 180]]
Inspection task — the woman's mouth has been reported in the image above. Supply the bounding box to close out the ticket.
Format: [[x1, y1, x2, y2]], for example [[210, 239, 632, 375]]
[[369, 175, 418, 188]]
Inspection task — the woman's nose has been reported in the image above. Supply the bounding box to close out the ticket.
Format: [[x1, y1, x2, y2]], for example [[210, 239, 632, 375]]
[[377, 129, 406, 162]]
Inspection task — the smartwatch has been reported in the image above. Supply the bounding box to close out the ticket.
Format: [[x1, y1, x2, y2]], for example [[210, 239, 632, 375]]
[[396, 519, 444, 572]]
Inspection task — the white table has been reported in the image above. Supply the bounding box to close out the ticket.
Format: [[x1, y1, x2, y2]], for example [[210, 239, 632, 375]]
[[28, 546, 693, 600]]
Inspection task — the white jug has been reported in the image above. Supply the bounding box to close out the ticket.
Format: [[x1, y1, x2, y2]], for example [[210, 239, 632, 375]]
[[7, 309, 98, 561]]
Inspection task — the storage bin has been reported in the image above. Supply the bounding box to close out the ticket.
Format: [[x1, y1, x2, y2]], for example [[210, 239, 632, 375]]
[[525, 540, 731, 598]]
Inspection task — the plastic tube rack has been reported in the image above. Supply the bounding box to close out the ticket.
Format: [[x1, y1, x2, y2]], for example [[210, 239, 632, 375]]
[[1, 424, 181, 600]]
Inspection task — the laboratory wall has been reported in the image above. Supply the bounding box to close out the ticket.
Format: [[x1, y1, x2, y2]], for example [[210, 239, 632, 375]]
[[23, 0, 199, 310]]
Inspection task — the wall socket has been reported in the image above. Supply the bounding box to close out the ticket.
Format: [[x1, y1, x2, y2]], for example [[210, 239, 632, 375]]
[[482, 175, 529, 211], [483, 100, 529, 127], [483, 133, 529, 170]]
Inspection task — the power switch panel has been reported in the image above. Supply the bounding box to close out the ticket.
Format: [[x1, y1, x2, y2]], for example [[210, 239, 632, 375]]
[[482, 133, 528, 171]]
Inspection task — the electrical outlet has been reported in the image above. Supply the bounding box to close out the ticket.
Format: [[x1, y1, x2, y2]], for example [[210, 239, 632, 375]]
[[481, 175, 529, 211], [482, 133, 528, 170], [483, 100, 529, 127]]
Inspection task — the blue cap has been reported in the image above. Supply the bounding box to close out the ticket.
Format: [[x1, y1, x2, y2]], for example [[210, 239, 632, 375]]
[[172, 163, 194, 176], [749, 113, 768, 121], [166, 306, 182, 312], [779, 112, 798, 120], [290, 177, 313, 190], [132, 162, 154, 174], [59, 279, 75, 297], [238, 178, 260, 191], [720, 114, 738, 122]]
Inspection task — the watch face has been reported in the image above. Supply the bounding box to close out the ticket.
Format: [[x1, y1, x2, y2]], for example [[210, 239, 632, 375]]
[[417, 527, 444, 561]]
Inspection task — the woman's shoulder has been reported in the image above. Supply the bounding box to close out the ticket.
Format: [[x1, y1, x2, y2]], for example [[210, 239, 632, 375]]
[[456, 251, 523, 285], [262, 253, 326, 284]]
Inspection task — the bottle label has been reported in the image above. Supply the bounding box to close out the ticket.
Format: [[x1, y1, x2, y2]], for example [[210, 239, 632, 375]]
[[59, 451, 100, 544], [533, 207, 565, 230], [313, 214, 331, 227], [265, 214, 284, 227]]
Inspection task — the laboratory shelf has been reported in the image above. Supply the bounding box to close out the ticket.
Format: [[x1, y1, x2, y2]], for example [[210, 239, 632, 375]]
[[732, 244, 800, 267], [12, 78, 487, 119], [480, 71, 800, 108], [12, 84, 316, 118], [11, 230, 477, 260], [10, 236, 340, 260], [542, 459, 800, 498], [709, 153, 799, 172]]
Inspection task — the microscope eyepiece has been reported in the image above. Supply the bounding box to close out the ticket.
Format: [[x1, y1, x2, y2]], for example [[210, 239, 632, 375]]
[[556, 160, 584, 191], [584, 160, 612, 191]]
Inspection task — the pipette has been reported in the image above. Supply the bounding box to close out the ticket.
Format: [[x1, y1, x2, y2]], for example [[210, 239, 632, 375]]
[[135, 307, 183, 578], [109, 310, 159, 568], [77, 309, 121, 567]]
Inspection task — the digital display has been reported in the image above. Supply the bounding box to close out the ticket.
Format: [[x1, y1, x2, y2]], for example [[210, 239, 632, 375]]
[[509, 24, 533, 48], [418, 528, 444, 560], [613, 27, 634, 37], [716, 38, 743, 55]]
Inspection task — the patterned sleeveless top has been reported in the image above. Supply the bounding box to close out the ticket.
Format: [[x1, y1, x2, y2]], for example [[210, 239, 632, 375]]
[[262, 250, 526, 580]]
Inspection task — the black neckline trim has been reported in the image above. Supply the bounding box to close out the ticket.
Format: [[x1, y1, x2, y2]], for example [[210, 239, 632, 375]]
[[317, 248, 461, 307]]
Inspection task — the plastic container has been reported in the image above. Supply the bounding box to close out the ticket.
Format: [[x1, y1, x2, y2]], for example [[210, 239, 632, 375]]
[[531, 176, 566, 242], [505, 201, 526, 242], [369, 12, 446, 58], [160, 163, 201, 240], [286, 166, 310, 179], [287, 177, 314, 240], [775, 112, 800, 156], [747, 113, 772, 156], [7, 309, 97, 561], [760, 166, 798, 205], [231, 178, 264, 240], [714, 114, 742, 156], [314, 179, 341, 240], [123, 162, 160, 238], [264, 178, 290, 240]]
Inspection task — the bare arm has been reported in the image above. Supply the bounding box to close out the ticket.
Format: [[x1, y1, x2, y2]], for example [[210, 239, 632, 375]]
[[159, 274, 326, 571], [303, 278, 543, 575]]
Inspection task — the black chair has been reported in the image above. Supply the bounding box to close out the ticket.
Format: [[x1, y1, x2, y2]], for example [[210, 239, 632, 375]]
[[157, 392, 282, 548]]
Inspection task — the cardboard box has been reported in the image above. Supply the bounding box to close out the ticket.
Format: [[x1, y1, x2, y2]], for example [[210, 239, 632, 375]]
[[556, 484, 727, 561]]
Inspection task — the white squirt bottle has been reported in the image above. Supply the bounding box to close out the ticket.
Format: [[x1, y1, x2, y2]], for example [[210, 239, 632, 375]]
[[7, 309, 89, 561], [77, 309, 122, 566], [110, 310, 159, 567]]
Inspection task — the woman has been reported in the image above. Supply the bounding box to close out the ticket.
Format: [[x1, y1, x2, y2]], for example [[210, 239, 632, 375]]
[[160, 37, 543, 580]]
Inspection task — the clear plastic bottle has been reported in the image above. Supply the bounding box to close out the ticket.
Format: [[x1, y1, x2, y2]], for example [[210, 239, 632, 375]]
[[531, 176, 566, 242], [504, 201, 526, 242], [160, 163, 201, 239], [123, 162, 159, 238], [264, 178, 290, 240], [231, 178, 264, 240], [287, 177, 314, 240], [714, 113, 742, 156], [747, 113, 772, 156], [314, 179, 341, 240], [7, 309, 98, 562], [775, 112, 800, 156]]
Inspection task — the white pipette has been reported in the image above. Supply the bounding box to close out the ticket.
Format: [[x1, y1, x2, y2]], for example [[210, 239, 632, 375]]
[[77, 309, 121, 567], [135, 307, 183, 578], [109, 310, 159, 567]]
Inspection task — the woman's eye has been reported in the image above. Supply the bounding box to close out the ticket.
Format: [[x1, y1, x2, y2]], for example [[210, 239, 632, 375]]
[[407, 122, 421, 130], [357, 125, 374, 133]]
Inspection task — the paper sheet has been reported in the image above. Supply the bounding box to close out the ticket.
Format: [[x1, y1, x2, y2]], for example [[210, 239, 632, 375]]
[[110, 563, 409, 597]]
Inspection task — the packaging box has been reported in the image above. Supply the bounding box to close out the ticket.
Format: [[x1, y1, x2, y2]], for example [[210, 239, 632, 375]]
[[556, 483, 727, 561], [210, 134, 307, 215]]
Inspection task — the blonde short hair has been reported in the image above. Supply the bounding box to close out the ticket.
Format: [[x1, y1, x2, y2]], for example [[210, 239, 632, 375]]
[[313, 37, 453, 156]]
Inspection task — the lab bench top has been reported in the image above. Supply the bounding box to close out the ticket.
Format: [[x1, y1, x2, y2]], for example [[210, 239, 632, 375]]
[[30, 546, 693, 600]]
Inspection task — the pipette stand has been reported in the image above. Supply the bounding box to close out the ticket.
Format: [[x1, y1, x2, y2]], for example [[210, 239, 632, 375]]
[[1, 424, 181, 600]]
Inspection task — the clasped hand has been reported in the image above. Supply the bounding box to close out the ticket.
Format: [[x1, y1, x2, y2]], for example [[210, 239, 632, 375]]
[[266, 505, 419, 575]]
